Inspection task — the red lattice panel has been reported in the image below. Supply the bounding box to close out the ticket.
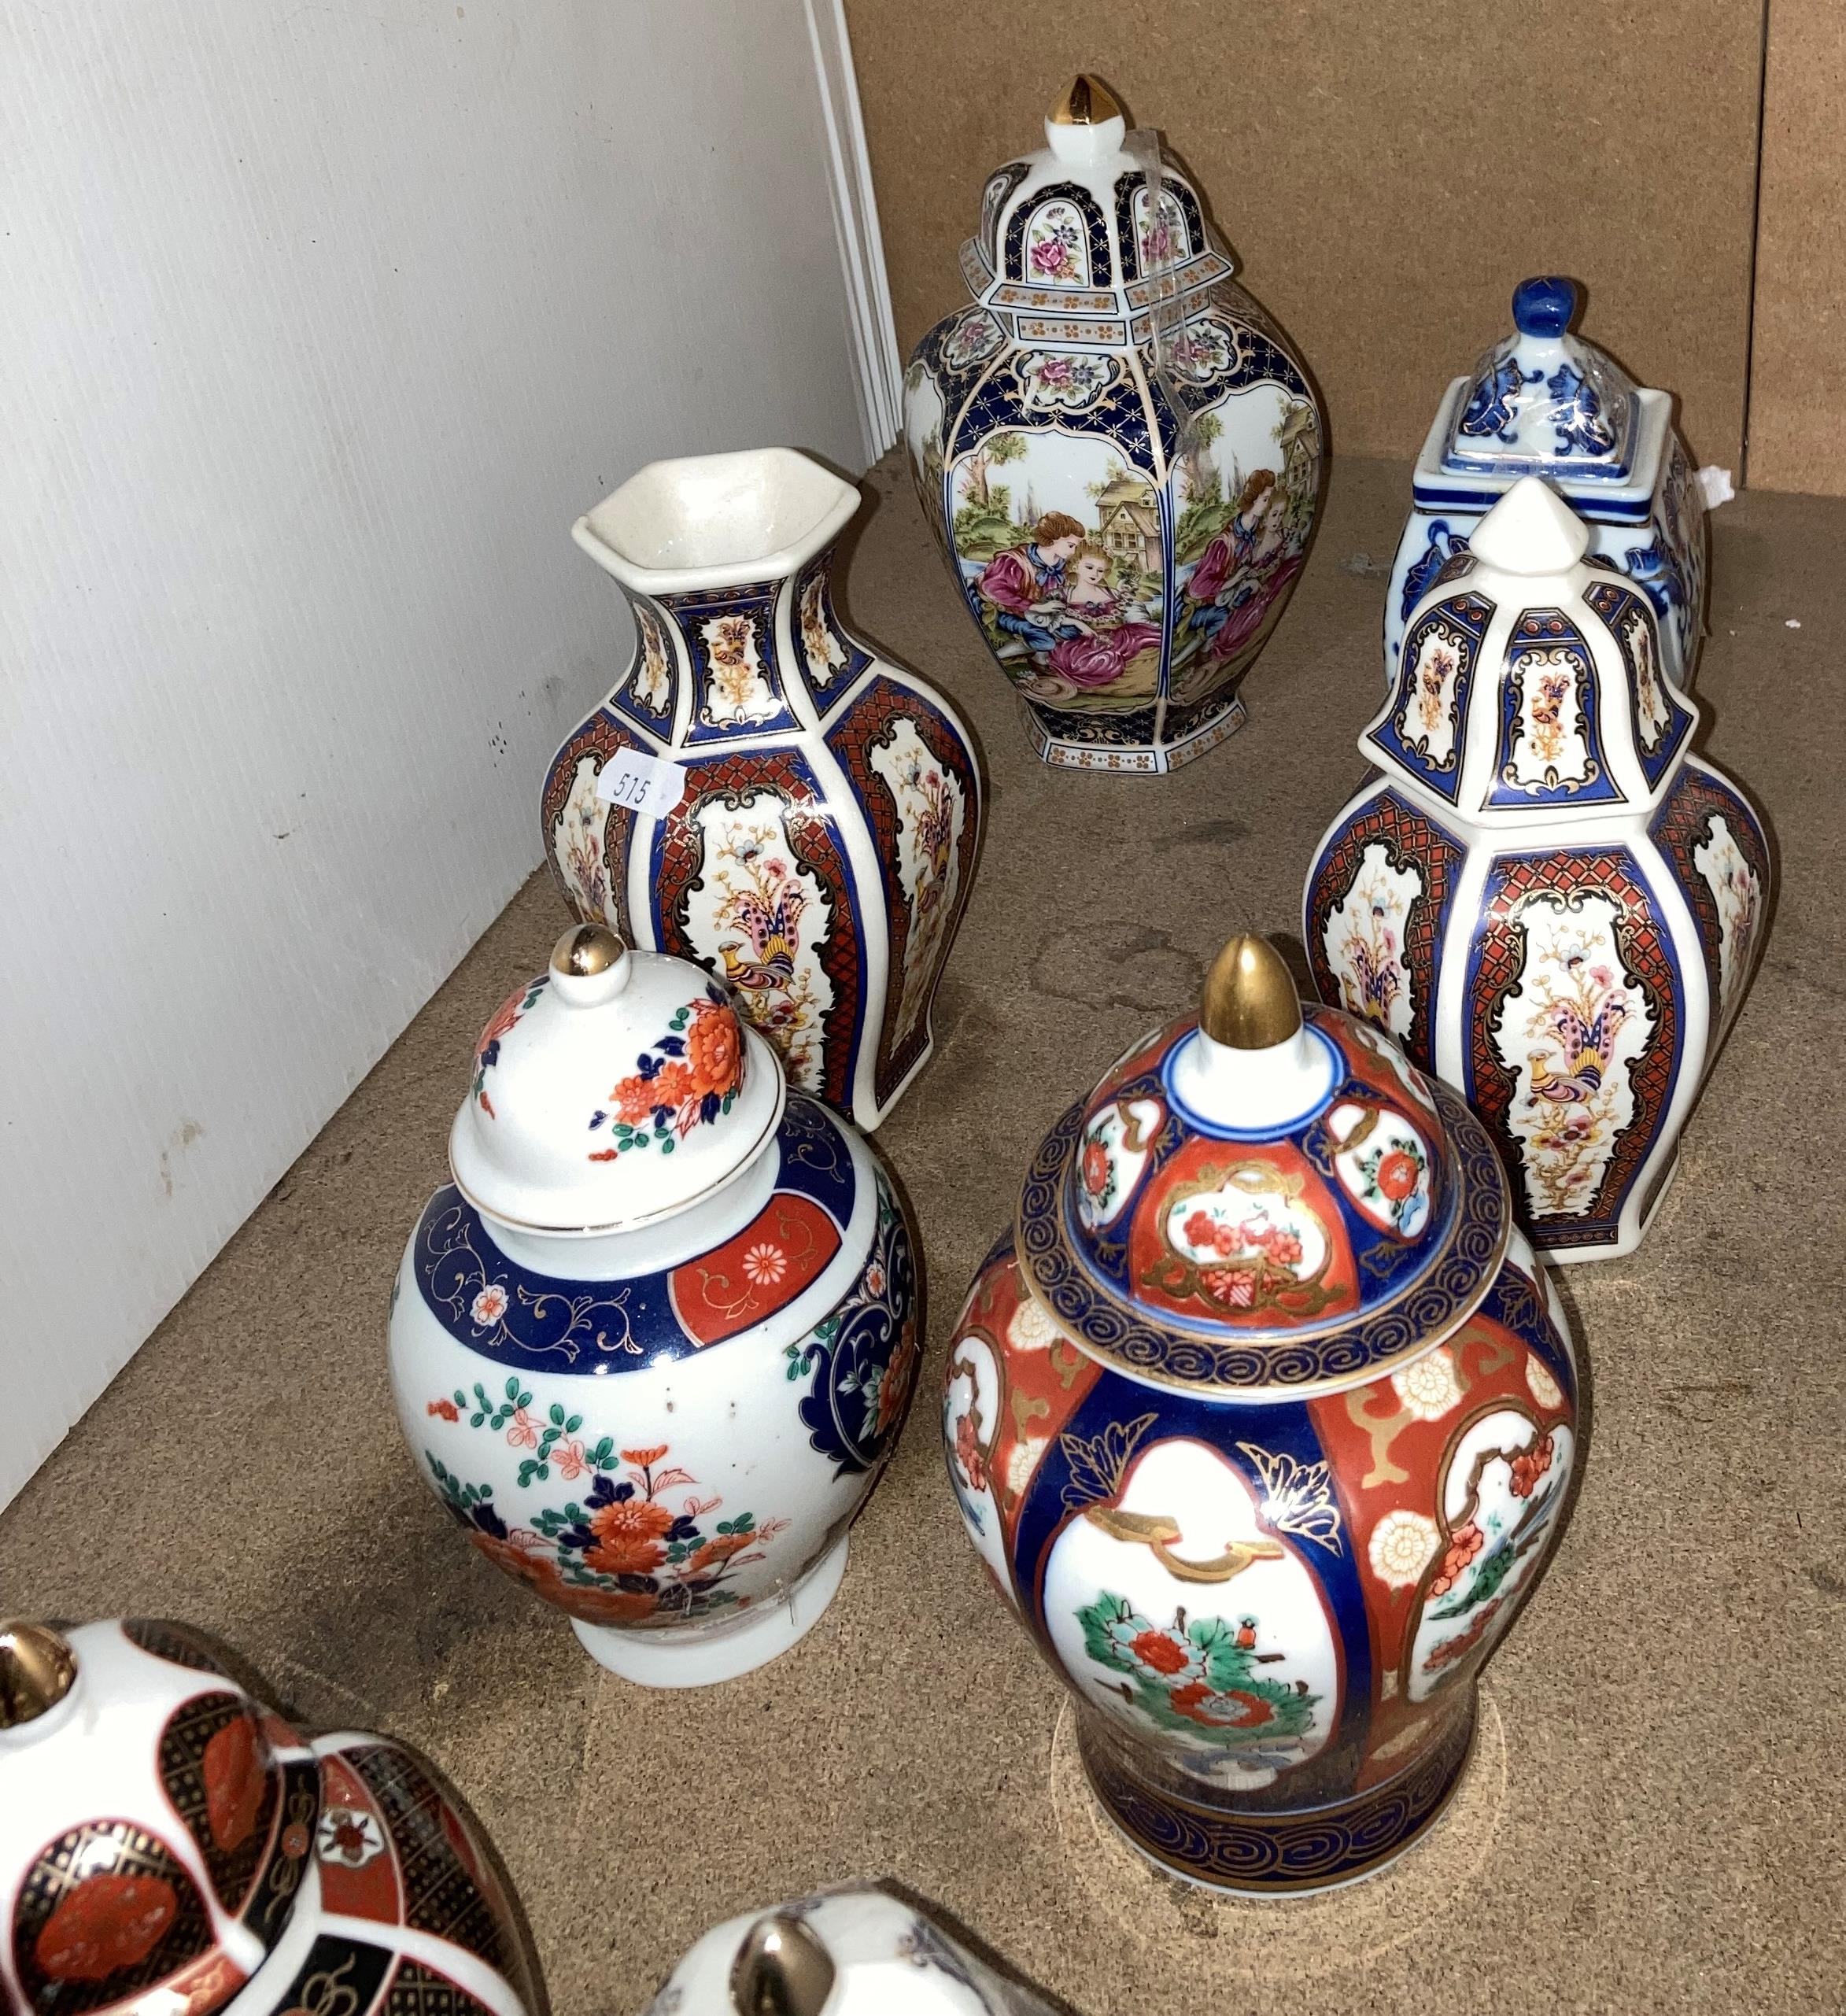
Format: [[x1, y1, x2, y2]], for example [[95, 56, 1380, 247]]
[[826, 680, 981, 1106], [538, 713, 638, 942], [654, 748, 863, 1113], [1467, 850, 1682, 1242], [1648, 766, 1770, 1015], [1305, 791, 1463, 1071]]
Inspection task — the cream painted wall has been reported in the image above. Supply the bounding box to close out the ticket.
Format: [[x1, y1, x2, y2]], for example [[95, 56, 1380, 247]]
[[1, 1, 876, 1504]]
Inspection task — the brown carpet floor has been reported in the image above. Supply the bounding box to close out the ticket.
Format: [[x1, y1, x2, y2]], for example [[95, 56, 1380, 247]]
[[7, 453, 1842, 2015]]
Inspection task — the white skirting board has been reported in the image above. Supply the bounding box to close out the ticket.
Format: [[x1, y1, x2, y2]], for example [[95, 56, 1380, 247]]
[[0, 0, 902, 1509]]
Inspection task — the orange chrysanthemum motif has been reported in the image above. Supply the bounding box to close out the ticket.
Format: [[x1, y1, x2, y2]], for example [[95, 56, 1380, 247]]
[[690, 1532, 754, 1571], [561, 1585, 661, 1626], [583, 1494, 676, 1575], [469, 1531, 563, 1596], [685, 1001, 744, 1099], [622, 1446, 670, 1466]]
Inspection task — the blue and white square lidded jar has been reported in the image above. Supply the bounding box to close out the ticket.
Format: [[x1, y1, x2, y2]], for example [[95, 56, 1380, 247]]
[[1384, 277, 1707, 696]]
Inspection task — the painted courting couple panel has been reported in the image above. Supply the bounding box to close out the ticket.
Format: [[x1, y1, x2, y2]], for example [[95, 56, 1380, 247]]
[[541, 449, 983, 1134], [903, 79, 1324, 773]]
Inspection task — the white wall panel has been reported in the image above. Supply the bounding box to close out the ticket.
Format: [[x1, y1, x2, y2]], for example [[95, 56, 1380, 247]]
[[0, 0, 866, 1503]]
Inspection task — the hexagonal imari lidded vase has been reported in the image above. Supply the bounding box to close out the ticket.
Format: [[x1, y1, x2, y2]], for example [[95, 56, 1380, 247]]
[[387, 925, 921, 1689], [1384, 275, 1707, 696], [0, 1619, 539, 2016], [901, 75, 1323, 774], [942, 936, 1580, 1895], [541, 446, 982, 1132], [1306, 477, 1770, 1262]]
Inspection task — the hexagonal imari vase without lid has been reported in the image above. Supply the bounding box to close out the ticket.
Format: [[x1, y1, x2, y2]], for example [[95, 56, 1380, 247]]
[[902, 75, 1324, 774], [1305, 476, 1771, 1262], [541, 445, 983, 1132], [941, 936, 1581, 1894], [0, 1619, 539, 2016]]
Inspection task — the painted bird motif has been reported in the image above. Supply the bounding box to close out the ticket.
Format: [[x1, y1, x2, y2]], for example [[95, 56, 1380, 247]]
[[1527, 991, 1628, 1106], [718, 876, 809, 995], [1340, 911, 1403, 1023]]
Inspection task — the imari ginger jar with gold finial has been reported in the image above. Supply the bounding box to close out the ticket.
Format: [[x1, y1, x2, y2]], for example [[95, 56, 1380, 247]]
[[1384, 275, 1707, 693], [541, 446, 982, 1133], [941, 936, 1580, 1894], [0, 1619, 539, 2016], [386, 924, 921, 1687], [902, 75, 1323, 774], [1306, 477, 1770, 1262]]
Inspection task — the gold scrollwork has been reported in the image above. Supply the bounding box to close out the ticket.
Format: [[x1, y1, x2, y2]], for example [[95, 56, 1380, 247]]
[[1083, 1505, 1285, 1583]]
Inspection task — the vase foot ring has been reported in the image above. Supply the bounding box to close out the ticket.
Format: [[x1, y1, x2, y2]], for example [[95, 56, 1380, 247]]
[[567, 1533, 850, 1687], [1025, 696, 1248, 775], [1075, 1701, 1478, 1900], [1534, 1149, 1681, 1266]]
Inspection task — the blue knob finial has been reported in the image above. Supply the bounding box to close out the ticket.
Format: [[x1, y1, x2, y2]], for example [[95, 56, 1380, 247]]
[[1512, 275, 1577, 338]]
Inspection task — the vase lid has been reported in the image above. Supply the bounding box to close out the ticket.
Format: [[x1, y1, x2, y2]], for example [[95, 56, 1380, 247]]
[[449, 925, 785, 1237], [1438, 277, 1641, 484], [0, 1618, 319, 2016], [1015, 936, 1510, 1395], [1365, 475, 1697, 817], [954, 76, 1235, 326]]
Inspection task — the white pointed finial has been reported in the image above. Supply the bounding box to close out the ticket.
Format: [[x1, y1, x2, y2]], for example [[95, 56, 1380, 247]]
[[1468, 475, 1592, 575]]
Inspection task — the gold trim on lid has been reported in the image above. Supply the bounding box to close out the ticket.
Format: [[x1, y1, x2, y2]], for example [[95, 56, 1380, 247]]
[[552, 923, 623, 978], [1050, 73, 1122, 125], [729, 1911, 836, 2016], [1199, 935, 1302, 1049], [0, 1622, 77, 1728]]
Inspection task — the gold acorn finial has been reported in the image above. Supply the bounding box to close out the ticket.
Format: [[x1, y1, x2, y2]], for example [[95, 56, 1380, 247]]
[[552, 923, 624, 978], [729, 1912, 836, 2016], [0, 1622, 78, 1729], [1199, 936, 1302, 1049], [1050, 74, 1123, 126]]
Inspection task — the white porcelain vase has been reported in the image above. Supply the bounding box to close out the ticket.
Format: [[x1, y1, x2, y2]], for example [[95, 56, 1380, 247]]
[[386, 924, 921, 1686], [541, 447, 983, 1132], [1308, 477, 1770, 1261]]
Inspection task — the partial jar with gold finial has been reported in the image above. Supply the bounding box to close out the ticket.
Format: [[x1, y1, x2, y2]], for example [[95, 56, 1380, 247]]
[[940, 934, 1580, 1892]]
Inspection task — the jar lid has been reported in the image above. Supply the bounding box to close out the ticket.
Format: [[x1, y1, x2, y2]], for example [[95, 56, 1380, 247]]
[[1016, 936, 1510, 1394], [449, 925, 785, 1236], [955, 75, 1235, 328], [1438, 276, 1640, 484], [1366, 474, 1697, 816], [0, 1619, 319, 2016]]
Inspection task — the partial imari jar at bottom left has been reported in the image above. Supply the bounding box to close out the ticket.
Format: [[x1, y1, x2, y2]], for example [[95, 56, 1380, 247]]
[[387, 924, 921, 1687], [943, 936, 1581, 1893], [0, 1619, 537, 2016]]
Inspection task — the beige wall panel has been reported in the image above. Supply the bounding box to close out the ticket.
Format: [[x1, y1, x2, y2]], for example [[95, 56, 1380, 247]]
[[1748, 1, 1846, 494], [848, 1, 1762, 467]]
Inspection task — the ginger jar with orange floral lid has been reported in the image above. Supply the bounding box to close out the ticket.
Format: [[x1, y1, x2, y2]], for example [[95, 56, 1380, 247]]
[[940, 936, 1580, 1892], [386, 923, 921, 1687], [0, 1618, 538, 2016]]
